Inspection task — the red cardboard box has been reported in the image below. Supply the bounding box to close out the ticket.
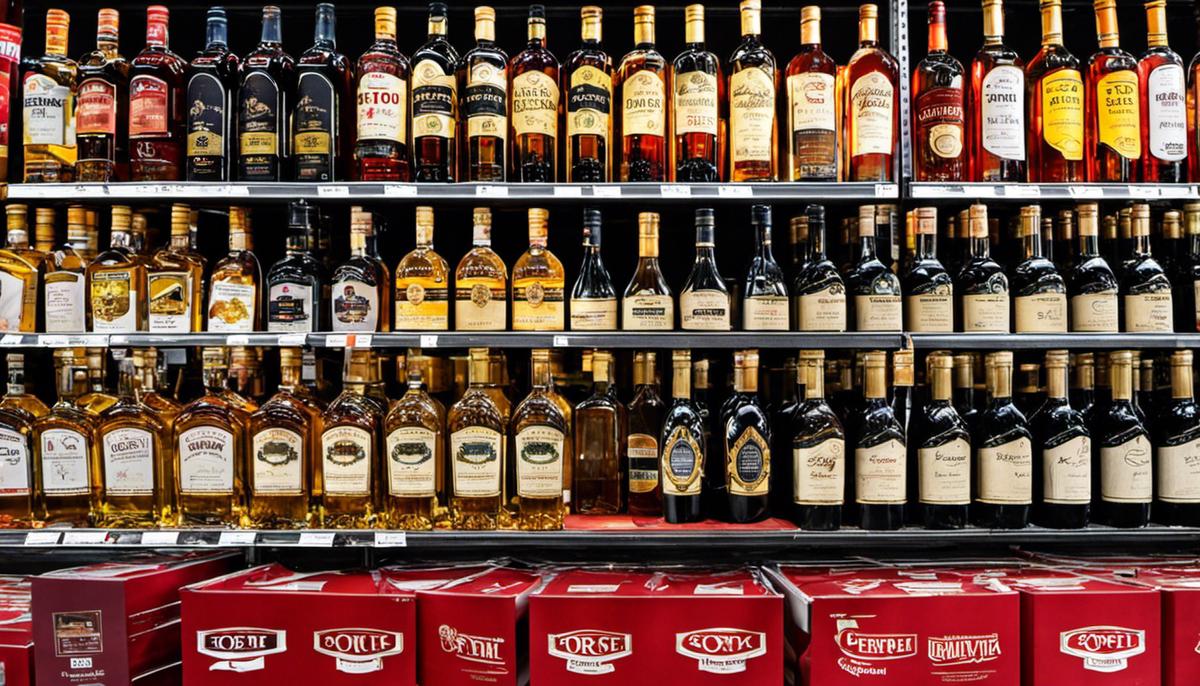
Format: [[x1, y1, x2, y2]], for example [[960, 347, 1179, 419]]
[[0, 576, 31, 686], [529, 567, 782, 686], [33, 552, 239, 686], [766, 565, 1020, 685], [417, 565, 544, 686], [1098, 565, 1200, 686]]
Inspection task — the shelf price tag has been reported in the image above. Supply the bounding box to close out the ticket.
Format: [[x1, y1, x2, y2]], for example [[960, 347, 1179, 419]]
[[554, 185, 583, 197], [553, 335, 569, 347], [298, 532, 336, 547], [40, 335, 69, 348], [217, 531, 256, 546], [325, 334, 372, 349], [226, 334, 250, 346], [1130, 185, 1160, 199], [420, 334, 438, 348], [717, 185, 752, 198], [660, 184, 691, 198], [226, 185, 251, 197], [477, 185, 508, 197], [1159, 185, 1190, 199], [0, 335, 22, 347], [374, 532, 407, 547], [24, 531, 61, 546], [875, 183, 898, 198], [141, 531, 180, 546], [1067, 185, 1103, 199], [383, 184, 418, 197], [276, 333, 307, 347], [972, 185, 997, 197], [318, 185, 350, 197], [1002, 185, 1040, 198], [592, 185, 621, 197], [63, 531, 110, 546]]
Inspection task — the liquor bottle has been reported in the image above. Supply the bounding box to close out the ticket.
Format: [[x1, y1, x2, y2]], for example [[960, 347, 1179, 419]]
[[448, 348, 505, 529], [847, 205, 902, 331], [743, 205, 789, 330], [563, 6, 612, 182], [680, 209, 730, 331], [626, 351, 665, 516], [77, 349, 117, 416], [320, 350, 384, 528], [1138, 357, 1156, 434], [22, 9, 76, 182], [892, 348, 915, 443], [574, 350, 624, 514], [661, 350, 704, 523], [185, 8, 239, 182], [207, 207, 260, 333], [0, 0, 20, 185], [1087, 0, 1141, 182], [75, 9, 127, 182], [1098, 350, 1151, 527], [616, 6, 667, 181], [395, 206, 450, 331], [1016, 362, 1045, 420], [246, 348, 315, 529], [1030, 350, 1091, 529], [1154, 350, 1200, 526], [0, 393, 35, 526], [727, 0, 777, 181], [129, 6, 186, 181], [956, 204, 1009, 333], [952, 353, 980, 431], [510, 5, 559, 182], [383, 367, 444, 530], [293, 3, 351, 182], [41, 206, 84, 333], [790, 214, 811, 275], [96, 358, 168, 528], [460, 6, 507, 182], [331, 207, 390, 332], [854, 351, 905, 530], [972, 350, 1032, 529], [845, 4, 898, 181], [623, 212, 673, 330], [34, 351, 98, 526], [1068, 203, 1120, 332], [87, 206, 145, 333], [1186, 203, 1200, 331], [354, 7, 409, 181], [0, 205, 38, 333], [1123, 203, 1173, 332], [785, 6, 837, 182], [1139, 0, 1186, 183], [910, 352, 970, 529], [512, 208, 565, 331], [455, 208, 507, 331], [671, 5, 720, 182], [412, 3, 458, 182], [903, 207, 954, 332], [512, 349, 568, 529], [1027, 0, 1084, 182], [0, 354, 48, 420], [789, 349, 844, 530], [570, 208, 617, 329], [793, 204, 846, 332], [266, 201, 322, 333], [911, 1, 964, 181], [237, 6, 294, 181], [1013, 205, 1067, 333], [968, 0, 1026, 182], [723, 350, 769, 523], [145, 204, 202, 334], [173, 348, 244, 521]]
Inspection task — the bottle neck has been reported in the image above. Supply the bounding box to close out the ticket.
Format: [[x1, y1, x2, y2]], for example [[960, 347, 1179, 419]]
[[859, 15, 877, 46], [801, 16, 820, 47], [755, 223, 774, 260], [969, 234, 990, 259], [804, 362, 825, 400], [313, 7, 336, 48], [809, 222, 827, 260], [206, 18, 227, 48], [1022, 221, 1043, 260], [1146, 2, 1168, 49], [1095, 3, 1120, 49], [982, 2, 1004, 45], [1041, 1, 1063, 47], [531, 358, 552, 389], [991, 364, 1012, 403], [146, 16, 168, 48], [1079, 231, 1100, 257], [1134, 232, 1152, 258], [1111, 361, 1133, 401], [1046, 364, 1068, 400], [916, 232, 938, 260], [1173, 363, 1194, 400], [261, 12, 283, 45], [671, 363, 691, 400], [863, 366, 885, 400], [931, 366, 951, 402], [685, 15, 704, 45], [928, 15, 947, 53]]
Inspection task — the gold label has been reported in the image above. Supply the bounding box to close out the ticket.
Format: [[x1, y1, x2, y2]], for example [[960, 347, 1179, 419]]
[[568, 65, 611, 137], [673, 70, 718, 136], [239, 131, 276, 155], [727, 427, 769, 496], [797, 286, 847, 332], [513, 278, 565, 331], [855, 438, 905, 504], [208, 280, 256, 333], [412, 59, 456, 141], [621, 70, 666, 137], [358, 72, 407, 142], [252, 427, 304, 496], [850, 70, 894, 155], [1097, 70, 1141, 159], [1040, 68, 1084, 160], [977, 437, 1033, 505], [455, 280, 507, 330], [515, 425, 564, 499], [1124, 293, 1173, 332], [395, 278, 449, 331], [627, 433, 659, 493], [788, 72, 836, 133], [729, 67, 775, 165], [1015, 292, 1067, 333], [1043, 435, 1091, 504], [1101, 434, 1152, 503], [511, 70, 559, 137], [147, 271, 191, 334], [662, 425, 702, 496], [466, 62, 507, 141], [905, 293, 953, 332], [622, 293, 674, 330], [386, 426, 438, 498], [961, 293, 1010, 332], [569, 297, 618, 330], [1071, 291, 1118, 332], [451, 426, 502, 498], [743, 295, 789, 331], [90, 270, 135, 330], [918, 437, 970, 505], [854, 294, 902, 331], [321, 426, 372, 497], [680, 289, 731, 331], [793, 438, 844, 505], [1157, 437, 1200, 503]]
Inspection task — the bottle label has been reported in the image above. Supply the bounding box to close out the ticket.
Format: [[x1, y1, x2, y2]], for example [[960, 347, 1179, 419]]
[[43, 272, 85, 333], [102, 427, 155, 497], [961, 293, 1010, 332], [22, 73, 70, 145], [464, 62, 506, 142], [517, 425, 565, 499], [1015, 292, 1067, 333], [743, 295, 789, 331], [680, 289, 731, 331], [129, 75, 169, 138], [621, 70, 666, 137], [386, 426, 438, 498], [395, 278, 450, 331], [455, 279, 507, 330], [252, 427, 304, 496], [793, 438, 845, 505], [905, 292, 954, 332], [918, 437, 970, 505], [0, 428, 29, 497], [788, 72, 836, 134], [512, 70, 559, 138], [451, 426, 502, 498], [1043, 435, 1091, 504], [855, 294, 902, 331], [627, 432, 659, 494], [914, 86, 963, 159], [207, 280, 257, 333], [90, 271, 139, 333], [1157, 437, 1200, 503], [977, 437, 1033, 505], [1148, 63, 1187, 161], [797, 286, 847, 332], [854, 438, 905, 504], [0, 271, 28, 333], [267, 282, 314, 333], [662, 425, 702, 497], [570, 298, 618, 330], [729, 67, 775, 166], [39, 428, 90, 496], [322, 425, 372, 497], [331, 279, 380, 332], [186, 73, 228, 157], [178, 426, 234, 495], [239, 72, 281, 166], [622, 293, 674, 330], [412, 59, 456, 141], [1096, 70, 1141, 160], [567, 65, 612, 138], [980, 65, 1025, 161], [357, 71, 407, 142], [293, 72, 337, 180], [512, 278, 565, 331], [1070, 291, 1118, 332], [0, 23, 21, 160], [727, 426, 769, 496], [1123, 292, 1173, 332], [850, 71, 894, 156], [148, 271, 193, 334], [76, 78, 117, 136], [673, 70, 718, 136], [1101, 434, 1152, 503], [1040, 69, 1084, 161]]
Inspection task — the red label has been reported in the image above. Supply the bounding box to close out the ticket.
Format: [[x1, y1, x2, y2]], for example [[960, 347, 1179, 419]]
[[1062, 627, 1143, 656], [129, 76, 168, 137], [146, 18, 167, 47], [313, 629, 402, 659], [76, 79, 116, 135], [0, 23, 21, 65], [836, 629, 918, 660]]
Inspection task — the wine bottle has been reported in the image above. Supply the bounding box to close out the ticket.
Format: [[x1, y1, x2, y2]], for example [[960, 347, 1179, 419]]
[[953, 352, 980, 433], [956, 204, 1009, 333], [1032, 350, 1091, 529], [1098, 350, 1152, 528], [903, 207, 954, 332], [1012, 205, 1067, 333], [569, 208, 617, 330], [971, 350, 1032, 529], [1122, 203, 1174, 332], [723, 349, 770, 523], [793, 204, 846, 332], [742, 205, 789, 331], [847, 204, 903, 332], [911, 352, 971, 529], [854, 350, 906, 530], [1154, 349, 1200, 526], [622, 212, 673, 330], [790, 349, 844, 530], [661, 350, 704, 523], [1068, 203, 1120, 332], [680, 208, 731, 331], [628, 351, 665, 516]]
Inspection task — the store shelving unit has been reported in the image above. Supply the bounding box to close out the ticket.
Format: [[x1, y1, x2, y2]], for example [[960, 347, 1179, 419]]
[[909, 182, 1200, 201]]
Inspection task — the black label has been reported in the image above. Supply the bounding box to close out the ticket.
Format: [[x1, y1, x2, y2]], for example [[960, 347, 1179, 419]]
[[413, 84, 454, 118], [186, 72, 227, 181], [238, 71, 281, 180], [268, 292, 310, 325], [464, 84, 506, 118], [735, 440, 765, 483], [668, 439, 697, 479], [568, 83, 610, 114], [293, 72, 336, 181]]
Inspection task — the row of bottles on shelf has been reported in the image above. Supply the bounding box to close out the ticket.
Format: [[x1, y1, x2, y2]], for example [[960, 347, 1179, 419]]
[[19, 1, 898, 185]]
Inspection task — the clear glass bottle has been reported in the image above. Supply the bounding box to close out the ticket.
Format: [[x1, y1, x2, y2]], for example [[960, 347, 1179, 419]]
[[616, 6, 667, 181], [354, 6, 411, 181], [75, 8, 128, 182], [206, 207, 261, 333], [247, 348, 317, 529], [742, 205, 789, 331], [319, 350, 384, 528], [34, 350, 99, 526], [569, 208, 617, 330], [0, 206, 39, 333], [1026, 0, 1084, 182], [265, 201, 322, 333], [0, 354, 48, 421], [509, 4, 559, 182], [845, 4, 898, 181], [968, 0, 1026, 182], [22, 9, 77, 183], [1138, 0, 1186, 182], [911, 1, 964, 181], [573, 350, 624, 514], [627, 351, 665, 516], [454, 208, 507, 331], [512, 349, 568, 530], [1086, 0, 1141, 182], [680, 208, 730, 331], [383, 367, 444, 530], [148, 203, 205, 334], [727, 0, 777, 181], [565, 6, 612, 182], [511, 207, 565, 331], [448, 348, 506, 529], [331, 207, 390, 332], [394, 206, 450, 331], [87, 205, 146, 333], [622, 212, 673, 330], [0, 399, 35, 527], [785, 6, 838, 181], [459, 6, 507, 182], [96, 358, 169, 528]]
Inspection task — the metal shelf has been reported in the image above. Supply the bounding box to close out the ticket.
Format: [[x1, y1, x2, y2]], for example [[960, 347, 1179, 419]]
[[907, 332, 1200, 350], [909, 182, 1200, 201]]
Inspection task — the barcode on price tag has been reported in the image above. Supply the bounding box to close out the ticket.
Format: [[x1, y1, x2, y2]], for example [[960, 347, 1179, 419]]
[[298, 532, 336, 547], [553, 335, 569, 347], [141, 531, 180, 546], [374, 532, 407, 547]]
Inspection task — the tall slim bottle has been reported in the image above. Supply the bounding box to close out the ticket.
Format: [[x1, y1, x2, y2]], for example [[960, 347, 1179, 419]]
[[237, 6, 295, 181], [573, 350, 624, 514], [354, 7, 410, 181], [724, 349, 770, 523], [968, 0, 1026, 182], [672, 4, 721, 182], [412, 3, 458, 182], [727, 0, 777, 181], [616, 6, 667, 181], [510, 5, 559, 182], [911, 1, 964, 182], [1068, 203, 1120, 332], [1098, 350, 1152, 527], [22, 9, 75, 182], [743, 205, 789, 331], [460, 7, 507, 182], [1139, 0, 1187, 183], [1027, 0, 1084, 182], [293, 3, 352, 182], [845, 4, 898, 181], [662, 350, 704, 523], [785, 6, 837, 181], [790, 349, 844, 530], [185, 8, 239, 182], [1032, 349, 1091, 529], [75, 9, 127, 182], [1086, 0, 1141, 182], [129, 6, 185, 181], [1154, 349, 1200, 526], [511, 349, 567, 530], [972, 350, 1033, 529], [854, 350, 905, 530], [564, 6, 612, 182]]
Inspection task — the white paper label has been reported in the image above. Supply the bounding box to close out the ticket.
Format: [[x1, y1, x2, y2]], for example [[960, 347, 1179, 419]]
[[855, 438, 906, 504], [331, 279, 380, 332], [1148, 63, 1187, 161], [918, 437, 970, 505], [451, 426, 502, 498], [102, 427, 155, 496], [1043, 435, 1092, 504], [1157, 437, 1200, 503], [0, 428, 30, 496], [680, 289, 731, 331], [0, 272, 27, 332], [386, 426, 438, 498], [267, 282, 315, 333], [515, 425, 565, 499], [24, 75, 69, 145], [206, 280, 256, 333], [977, 437, 1033, 504], [788, 72, 836, 133], [39, 428, 91, 496], [44, 277, 85, 333], [980, 65, 1025, 160], [322, 425, 372, 496], [178, 426, 234, 494], [850, 71, 894, 155], [622, 293, 674, 330], [793, 438, 844, 505], [1101, 434, 1153, 503], [252, 427, 304, 495]]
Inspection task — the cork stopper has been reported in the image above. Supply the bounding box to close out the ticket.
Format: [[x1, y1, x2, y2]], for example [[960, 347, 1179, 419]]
[[97, 8, 119, 37], [171, 204, 190, 234], [110, 205, 132, 232], [1131, 204, 1150, 237], [968, 204, 988, 238], [34, 208, 55, 245], [528, 208, 549, 245]]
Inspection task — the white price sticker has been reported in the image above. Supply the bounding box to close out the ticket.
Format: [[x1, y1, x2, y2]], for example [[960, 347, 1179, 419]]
[[276, 333, 307, 347], [141, 531, 180, 546], [1003, 185, 1041, 198], [1159, 185, 1190, 199], [1068, 185, 1103, 199], [660, 184, 691, 197], [1130, 185, 1160, 199], [24, 531, 61, 546], [40, 336, 68, 347], [226, 334, 250, 346], [226, 185, 251, 197], [875, 183, 898, 198], [298, 532, 336, 547], [476, 185, 508, 197], [383, 184, 418, 197], [63, 531, 110, 546], [0, 335, 22, 346], [374, 532, 407, 547], [553, 335, 569, 347], [318, 185, 350, 197], [717, 185, 752, 198], [592, 185, 621, 197], [217, 531, 256, 546], [420, 334, 439, 348]]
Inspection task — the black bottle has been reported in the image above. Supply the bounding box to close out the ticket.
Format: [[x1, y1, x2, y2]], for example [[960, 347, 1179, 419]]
[[1096, 350, 1152, 528], [1154, 349, 1200, 527], [723, 349, 770, 523], [971, 351, 1032, 529], [1031, 350, 1091, 529], [661, 350, 705, 523], [911, 352, 971, 529], [185, 8, 240, 181], [237, 5, 296, 181], [853, 350, 906, 530], [790, 350, 845, 530]]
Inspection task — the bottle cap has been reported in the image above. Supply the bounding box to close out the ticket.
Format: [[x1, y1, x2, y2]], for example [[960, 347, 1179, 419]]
[[751, 204, 771, 225]]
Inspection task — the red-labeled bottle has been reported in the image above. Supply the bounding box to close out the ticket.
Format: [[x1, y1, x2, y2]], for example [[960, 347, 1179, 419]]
[[845, 4, 898, 182], [0, 0, 21, 182], [354, 6, 410, 181], [128, 5, 186, 181], [911, 1, 964, 181], [75, 8, 128, 182]]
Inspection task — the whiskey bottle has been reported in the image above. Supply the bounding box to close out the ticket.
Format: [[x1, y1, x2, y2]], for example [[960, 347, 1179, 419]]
[[1123, 203, 1173, 332], [1154, 350, 1200, 526], [671, 5, 721, 182], [455, 208, 507, 331], [35, 351, 99, 526], [845, 4, 898, 181], [510, 5, 560, 182], [727, 0, 777, 181], [972, 350, 1032, 529], [627, 351, 665, 516], [563, 6, 612, 182], [1027, 0, 1084, 182], [42, 206, 86, 333], [331, 207, 390, 332], [956, 204, 1009, 333], [173, 347, 247, 526], [75, 9, 127, 182], [616, 6, 667, 181], [247, 348, 316, 529], [570, 208, 617, 329], [968, 0, 1026, 182], [1139, 0, 1186, 183], [207, 207, 261, 333], [1013, 205, 1067, 333], [319, 350, 384, 528], [847, 204, 903, 331], [792, 204, 846, 332], [355, 7, 410, 181], [854, 350, 905, 529], [1069, 203, 1119, 332], [1087, 0, 1141, 182], [87, 205, 146, 333], [129, 5, 186, 181], [680, 209, 730, 331], [911, 1, 964, 181], [911, 352, 970, 529], [77, 349, 117, 417], [460, 6, 507, 182], [1098, 350, 1151, 527], [0, 354, 48, 420], [512, 207, 565, 331], [294, 3, 351, 182], [743, 205, 789, 331], [512, 349, 568, 529], [448, 348, 506, 529], [148, 203, 205, 334], [0, 206, 38, 333], [96, 358, 168, 528], [790, 349, 844, 530], [384, 367, 445, 530], [185, 8, 239, 182], [662, 350, 704, 523], [395, 206, 450, 331], [785, 6, 837, 182], [238, 6, 295, 181], [23, 9, 76, 183], [0, 396, 35, 526], [1032, 350, 1091, 529], [723, 349, 769, 523], [266, 201, 322, 333], [622, 212, 673, 330], [574, 350, 624, 514], [412, 3, 459, 182]]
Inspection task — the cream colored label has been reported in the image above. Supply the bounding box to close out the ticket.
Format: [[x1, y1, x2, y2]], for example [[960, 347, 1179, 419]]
[[621, 70, 666, 137], [905, 293, 954, 332], [102, 427, 155, 497], [570, 297, 617, 330], [1040, 68, 1084, 161], [1015, 293, 1067, 333], [977, 437, 1032, 505], [321, 426, 372, 497], [962, 293, 1010, 332], [411, 59, 456, 140], [794, 438, 844, 505], [1043, 435, 1091, 504], [513, 278, 565, 331], [1157, 437, 1200, 503], [251, 427, 304, 496], [627, 433, 659, 494], [455, 280, 506, 331], [680, 289, 731, 331], [511, 70, 559, 137], [177, 426, 233, 495], [729, 67, 775, 165], [622, 292, 674, 330], [918, 438, 970, 505], [357, 71, 407, 142], [743, 296, 789, 331], [1097, 70, 1141, 160], [515, 425, 564, 499], [797, 287, 847, 331], [1101, 434, 1152, 503], [855, 438, 906, 504], [467, 62, 507, 141], [90, 271, 139, 333], [850, 71, 894, 155], [788, 72, 836, 133], [662, 426, 702, 496], [1124, 293, 1173, 332], [673, 70, 718, 136], [386, 426, 437, 498], [568, 65, 611, 137], [1071, 291, 1119, 332], [395, 280, 449, 331], [451, 426, 502, 498], [45, 274, 86, 333], [980, 65, 1025, 161], [0, 429, 29, 496], [855, 294, 902, 331]]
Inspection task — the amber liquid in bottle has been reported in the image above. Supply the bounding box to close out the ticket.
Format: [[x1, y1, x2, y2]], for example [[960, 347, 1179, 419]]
[[845, 4, 898, 181], [23, 9, 76, 183], [672, 4, 721, 182], [784, 7, 837, 181], [727, 0, 778, 182], [564, 6, 613, 182], [460, 6, 508, 182], [412, 3, 458, 182], [911, 1, 964, 181], [1139, 0, 1187, 182], [573, 350, 625, 514], [1086, 0, 1141, 182], [75, 9, 128, 182], [1027, 0, 1085, 183], [510, 5, 560, 182], [617, 6, 667, 181], [969, 0, 1026, 182], [383, 368, 445, 530], [448, 348, 506, 529], [354, 7, 411, 181], [512, 349, 569, 530]]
